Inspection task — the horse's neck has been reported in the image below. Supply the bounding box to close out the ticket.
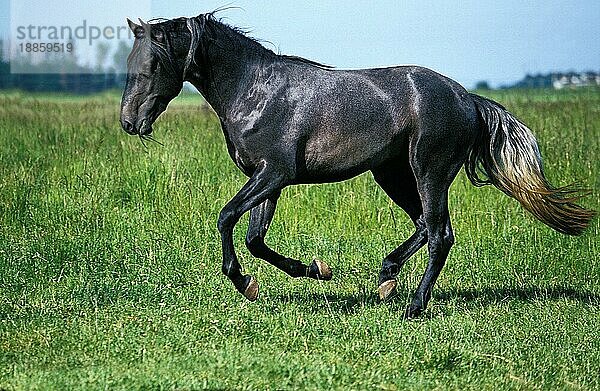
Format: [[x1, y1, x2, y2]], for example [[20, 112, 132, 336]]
[[189, 25, 269, 119]]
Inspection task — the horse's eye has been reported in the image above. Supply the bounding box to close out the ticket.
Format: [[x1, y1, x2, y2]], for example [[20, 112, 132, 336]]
[[153, 30, 165, 43], [150, 61, 159, 73]]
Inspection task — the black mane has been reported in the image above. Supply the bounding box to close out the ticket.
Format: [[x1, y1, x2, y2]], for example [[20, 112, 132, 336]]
[[149, 13, 334, 70], [203, 15, 334, 69], [133, 18, 187, 77], [279, 55, 334, 69]]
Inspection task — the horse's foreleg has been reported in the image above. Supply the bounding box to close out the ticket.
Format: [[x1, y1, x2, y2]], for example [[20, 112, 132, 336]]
[[217, 162, 285, 301], [246, 195, 332, 280]]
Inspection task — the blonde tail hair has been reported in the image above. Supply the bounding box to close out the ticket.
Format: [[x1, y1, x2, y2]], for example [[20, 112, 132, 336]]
[[466, 94, 595, 236]]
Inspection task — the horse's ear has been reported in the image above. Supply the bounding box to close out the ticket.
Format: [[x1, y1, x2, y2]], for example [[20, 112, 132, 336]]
[[127, 18, 145, 39]]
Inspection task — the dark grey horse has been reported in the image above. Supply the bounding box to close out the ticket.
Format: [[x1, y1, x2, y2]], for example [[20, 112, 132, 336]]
[[120, 14, 595, 318]]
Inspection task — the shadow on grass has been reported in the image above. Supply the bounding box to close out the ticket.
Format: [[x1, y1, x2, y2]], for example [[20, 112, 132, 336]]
[[268, 284, 600, 315], [435, 286, 600, 306]]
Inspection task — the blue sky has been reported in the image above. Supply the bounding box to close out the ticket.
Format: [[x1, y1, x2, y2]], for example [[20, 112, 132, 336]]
[[1, 0, 599, 87]]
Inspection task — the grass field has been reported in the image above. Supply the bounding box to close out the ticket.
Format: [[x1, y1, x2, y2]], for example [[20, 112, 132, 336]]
[[0, 88, 598, 390]]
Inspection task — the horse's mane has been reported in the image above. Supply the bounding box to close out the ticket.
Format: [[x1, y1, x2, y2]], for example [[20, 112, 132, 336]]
[[280, 55, 333, 69], [207, 14, 334, 69], [148, 13, 334, 70], [132, 18, 186, 77]]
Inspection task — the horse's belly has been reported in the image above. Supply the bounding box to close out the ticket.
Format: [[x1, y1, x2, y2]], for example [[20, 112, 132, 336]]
[[301, 130, 400, 183]]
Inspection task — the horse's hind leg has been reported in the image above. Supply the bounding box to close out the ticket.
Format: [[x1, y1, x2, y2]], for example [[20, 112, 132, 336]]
[[372, 160, 428, 301], [245, 195, 332, 281], [404, 129, 468, 318], [404, 183, 454, 319]]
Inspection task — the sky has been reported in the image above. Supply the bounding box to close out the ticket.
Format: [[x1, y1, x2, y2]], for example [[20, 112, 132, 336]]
[[1, 0, 599, 87]]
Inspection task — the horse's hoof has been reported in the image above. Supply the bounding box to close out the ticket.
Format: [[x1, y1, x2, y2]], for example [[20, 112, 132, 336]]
[[403, 304, 423, 320], [378, 279, 397, 301], [309, 259, 332, 280], [243, 276, 259, 301]]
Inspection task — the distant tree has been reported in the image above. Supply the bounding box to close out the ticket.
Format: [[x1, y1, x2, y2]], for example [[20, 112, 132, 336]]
[[60, 39, 84, 73], [112, 40, 132, 74], [95, 42, 110, 72], [475, 80, 490, 90], [0, 40, 10, 89]]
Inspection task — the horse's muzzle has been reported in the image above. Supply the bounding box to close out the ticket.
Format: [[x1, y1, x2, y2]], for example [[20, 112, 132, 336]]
[[121, 119, 137, 135], [120, 118, 152, 136]]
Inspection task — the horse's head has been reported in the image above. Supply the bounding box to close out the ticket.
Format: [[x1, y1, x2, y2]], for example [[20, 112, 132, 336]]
[[120, 17, 200, 136]]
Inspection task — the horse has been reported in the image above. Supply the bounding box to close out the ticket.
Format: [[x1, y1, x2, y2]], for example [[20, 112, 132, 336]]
[[120, 13, 595, 318]]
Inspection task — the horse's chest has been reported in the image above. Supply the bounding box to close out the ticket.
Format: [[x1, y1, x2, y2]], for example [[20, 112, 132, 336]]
[[221, 124, 257, 176]]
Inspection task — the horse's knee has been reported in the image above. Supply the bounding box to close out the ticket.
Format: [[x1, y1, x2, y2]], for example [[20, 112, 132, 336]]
[[217, 208, 236, 233]]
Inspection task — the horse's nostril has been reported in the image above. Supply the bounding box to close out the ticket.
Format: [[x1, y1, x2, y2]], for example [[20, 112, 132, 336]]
[[121, 119, 135, 134]]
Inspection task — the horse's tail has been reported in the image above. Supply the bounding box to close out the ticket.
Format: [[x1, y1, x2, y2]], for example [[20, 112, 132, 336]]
[[465, 93, 595, 236]]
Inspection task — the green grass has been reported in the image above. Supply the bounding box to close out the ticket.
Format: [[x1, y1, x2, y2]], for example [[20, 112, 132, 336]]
[[0, 88, 598, 390]]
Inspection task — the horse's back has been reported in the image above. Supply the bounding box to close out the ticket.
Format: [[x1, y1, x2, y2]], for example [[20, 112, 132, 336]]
[[285, 64, 478, 181], [287, 66, 413, 182], [289, 64, 479, 139]]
